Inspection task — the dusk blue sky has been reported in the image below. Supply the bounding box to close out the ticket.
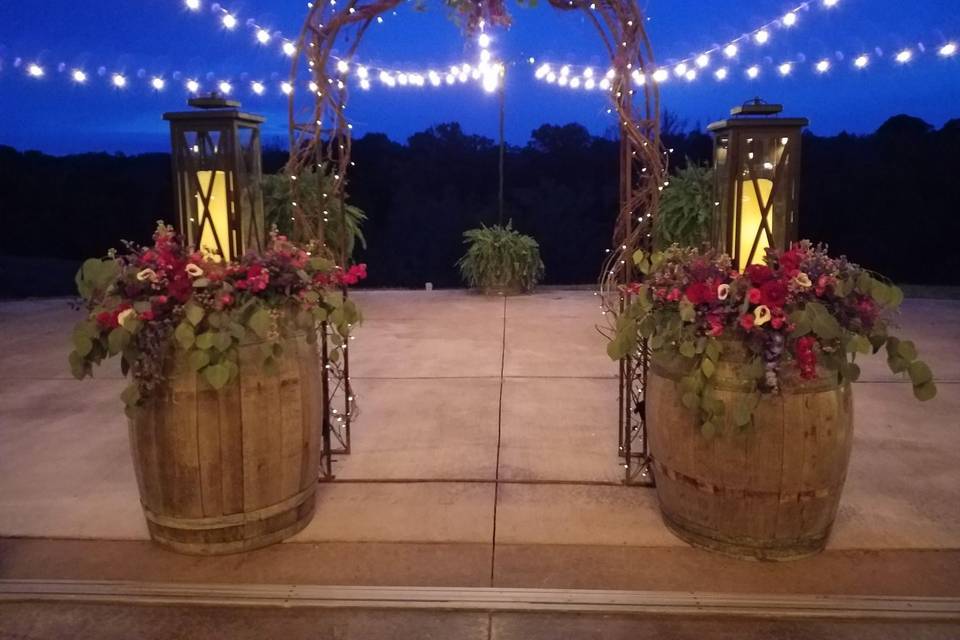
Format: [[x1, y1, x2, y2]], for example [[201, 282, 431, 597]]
[[1, 0, 958, 154]]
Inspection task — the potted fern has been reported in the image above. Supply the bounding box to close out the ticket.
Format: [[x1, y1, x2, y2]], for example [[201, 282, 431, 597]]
[[654, 163, 713, 249], [457, 222, 545, 295]]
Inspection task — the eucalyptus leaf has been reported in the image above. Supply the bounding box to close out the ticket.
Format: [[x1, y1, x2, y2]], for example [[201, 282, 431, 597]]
[[913, 381, 937, 401], [203, 364, 231, 390]]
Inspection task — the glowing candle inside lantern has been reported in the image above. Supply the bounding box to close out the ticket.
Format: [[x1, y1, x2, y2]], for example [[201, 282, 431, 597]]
[[736, 178, 773, 270], [195, 170, 231, 260]]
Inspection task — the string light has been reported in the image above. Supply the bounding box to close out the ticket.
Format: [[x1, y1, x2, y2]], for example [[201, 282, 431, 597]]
[[714, 67, 728, 80], [218, 80, 232, 94], [896, 49, 913, 63], [282, 41, 297, 57], [724, 43, 739, 58], [221, 13, 237, 30], [26, 63, 44, 78], [854, 54, 870, 69], [186, 79, 200, 93], [184, 0, 201, 10], [815, 59, 831, 73], [755, 29, 770, 45], [778, 62, 793, 76], [256, 29, 271, 44], [823, 0, 839, 6], [251, 80, 265, 95], [939, 42, 957, 57], [281, 81, 293, 95], [150, 76, 166, 90], [111, 73, 127, 88], [746, 65, 761, 79], [783, 11, 798, 27], [71, 69, 87, 83]]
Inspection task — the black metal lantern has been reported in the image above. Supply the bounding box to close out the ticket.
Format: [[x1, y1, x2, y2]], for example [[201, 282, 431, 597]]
[[708, 99, 808, 270], [164, 96, 265, 261]]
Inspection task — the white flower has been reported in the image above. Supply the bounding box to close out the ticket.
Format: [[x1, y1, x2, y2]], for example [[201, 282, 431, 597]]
[[754, 305, 772, 326], [118, 308, 137, 328], [717, 283, 730, 301], [794, 272, 812, 288], [136, 268, 157, 282], [185, 263, 204, 278]]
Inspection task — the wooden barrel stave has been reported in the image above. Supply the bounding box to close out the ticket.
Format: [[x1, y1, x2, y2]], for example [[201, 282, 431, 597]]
[[649, 350, 854, 561], [128, 333, 320, 555]]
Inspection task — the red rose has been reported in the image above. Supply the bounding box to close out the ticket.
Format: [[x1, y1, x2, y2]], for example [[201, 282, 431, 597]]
[[739, 313, 755, 330], [139, 310, 155, 321], [96, 311, 118, 329], [771, 316, 784, 330], [748, 288, 763, 305], [744, 264, 774, 285], [667, 288, 682, 302], [780, 248, 803, 274], [707, 314, 724, 337], [760, 280, 788, 309], [684, 282, 713, 305], [151, 295, 168, 306]]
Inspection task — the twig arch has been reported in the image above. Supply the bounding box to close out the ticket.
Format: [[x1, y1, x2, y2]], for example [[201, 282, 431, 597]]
[[286, 0, 666, 484]]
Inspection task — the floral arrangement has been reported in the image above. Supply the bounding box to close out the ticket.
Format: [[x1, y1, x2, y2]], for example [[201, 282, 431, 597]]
[[70, 222, 365, 412], [608, 241, 936, 436]]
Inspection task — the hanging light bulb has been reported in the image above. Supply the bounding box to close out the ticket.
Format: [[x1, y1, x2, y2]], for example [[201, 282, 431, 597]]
[[584, 78, 596, 90], [282, 41, 297, 57], [695, 53, 710, 68], [815, 59, 831, 73], [308, 81, 319, 92], [478, 33, 492, 48], [755, 29, 770, 45], [221, 13, 237, 29], [256, 29, 271, 44], [939, 42, 958, 57], [674, 62, 688, 76], [337, 60, 349, 73], [724, 43, 739, 58], [746, 65, 760, 79], [569, 76, 581, 89], [360, 78, 371, 90], [535, 64, 551, 79], [112, 73, 127, 88], [428, 70, 441, 86], [853, 54, 870, 69], [714, 67, 728, 81], [281, 81, 293, 94], [684, 69, 697, 81], [652, 68, 669, 83], [782, 12, 797, 27], [186, 79, 200, 93], [778, 62, 792, 76], [151, 76, 166, 90], [27, 63, 45, 78], [631, 69, 646, 85], [357, 66, 369, 79], [251, 81, 265, 95], [185, 0, 201, 10], [218, 80, 232, 94], [823, 0, 839, 7], [895, 49, 913, 64], [71, 69, 87, 83]]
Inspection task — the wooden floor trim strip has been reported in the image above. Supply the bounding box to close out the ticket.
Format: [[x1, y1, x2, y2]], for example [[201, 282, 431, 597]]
[[2, 580, 959, 620]]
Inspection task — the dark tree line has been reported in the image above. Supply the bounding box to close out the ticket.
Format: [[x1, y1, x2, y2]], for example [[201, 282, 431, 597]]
[[1, 113, 957, 297]]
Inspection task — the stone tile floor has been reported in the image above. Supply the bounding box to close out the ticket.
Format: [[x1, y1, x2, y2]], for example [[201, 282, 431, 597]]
[[0, 291, 958, 592]]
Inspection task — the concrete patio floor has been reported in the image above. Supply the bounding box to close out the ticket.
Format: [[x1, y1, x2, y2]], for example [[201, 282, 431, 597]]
[[1, 290, 959, 601]]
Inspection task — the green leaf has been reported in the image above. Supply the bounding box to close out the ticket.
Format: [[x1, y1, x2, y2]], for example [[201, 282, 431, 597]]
[[678, 340, 696, 359], [681, 392, 700, 411], [174, 322, 195, 350], [679, 300, 695, 323], [188, 349, 210, 371], [705, 339, 722, 362], [107, 327, 130, 355], [632, 249, 646, 267], [195, 331, 215, 351], [185, 302, 205, 327], [68, 350, 86, 380], [700, 421, 717, 439], [732, 401, 753, 428], [203, 363, 231, 390], [887, 355, 909, 374], [897, 340, 918, 361], [120, 384, 141, 407], [213, 332, 233, 353], [841, 361, 861, 383], [913, 381, 937, 402], [907, 361, 933, 386], [248, 308, 272, 339], [72, 333, 93, 358], [848, 334, 872, 355], [701, 358, 716, 378]]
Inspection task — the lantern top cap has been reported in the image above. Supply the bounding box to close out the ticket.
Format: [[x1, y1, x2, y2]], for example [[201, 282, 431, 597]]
[[188, 94, 241, 109], [163, 92, 265, 125], [730, 97, 782, 117], [707, 97, 808, 132]]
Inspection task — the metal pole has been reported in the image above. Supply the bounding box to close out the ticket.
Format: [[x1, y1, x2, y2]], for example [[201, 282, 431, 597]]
[[498, 68, 506, 227]]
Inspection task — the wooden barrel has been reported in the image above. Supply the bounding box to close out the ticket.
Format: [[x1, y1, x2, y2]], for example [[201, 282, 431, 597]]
[[127, 333, 322, 555], [648, 344, 854, 561]]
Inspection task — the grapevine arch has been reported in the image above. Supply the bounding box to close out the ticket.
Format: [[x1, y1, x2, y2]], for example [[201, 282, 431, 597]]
[[285, 0, 666, 484]]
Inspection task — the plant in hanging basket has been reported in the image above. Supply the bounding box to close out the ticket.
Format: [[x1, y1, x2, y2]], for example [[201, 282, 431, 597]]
[[607, 242, 936, 560], [68, 222, 366, 555], [457, 222, 545, 295]]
